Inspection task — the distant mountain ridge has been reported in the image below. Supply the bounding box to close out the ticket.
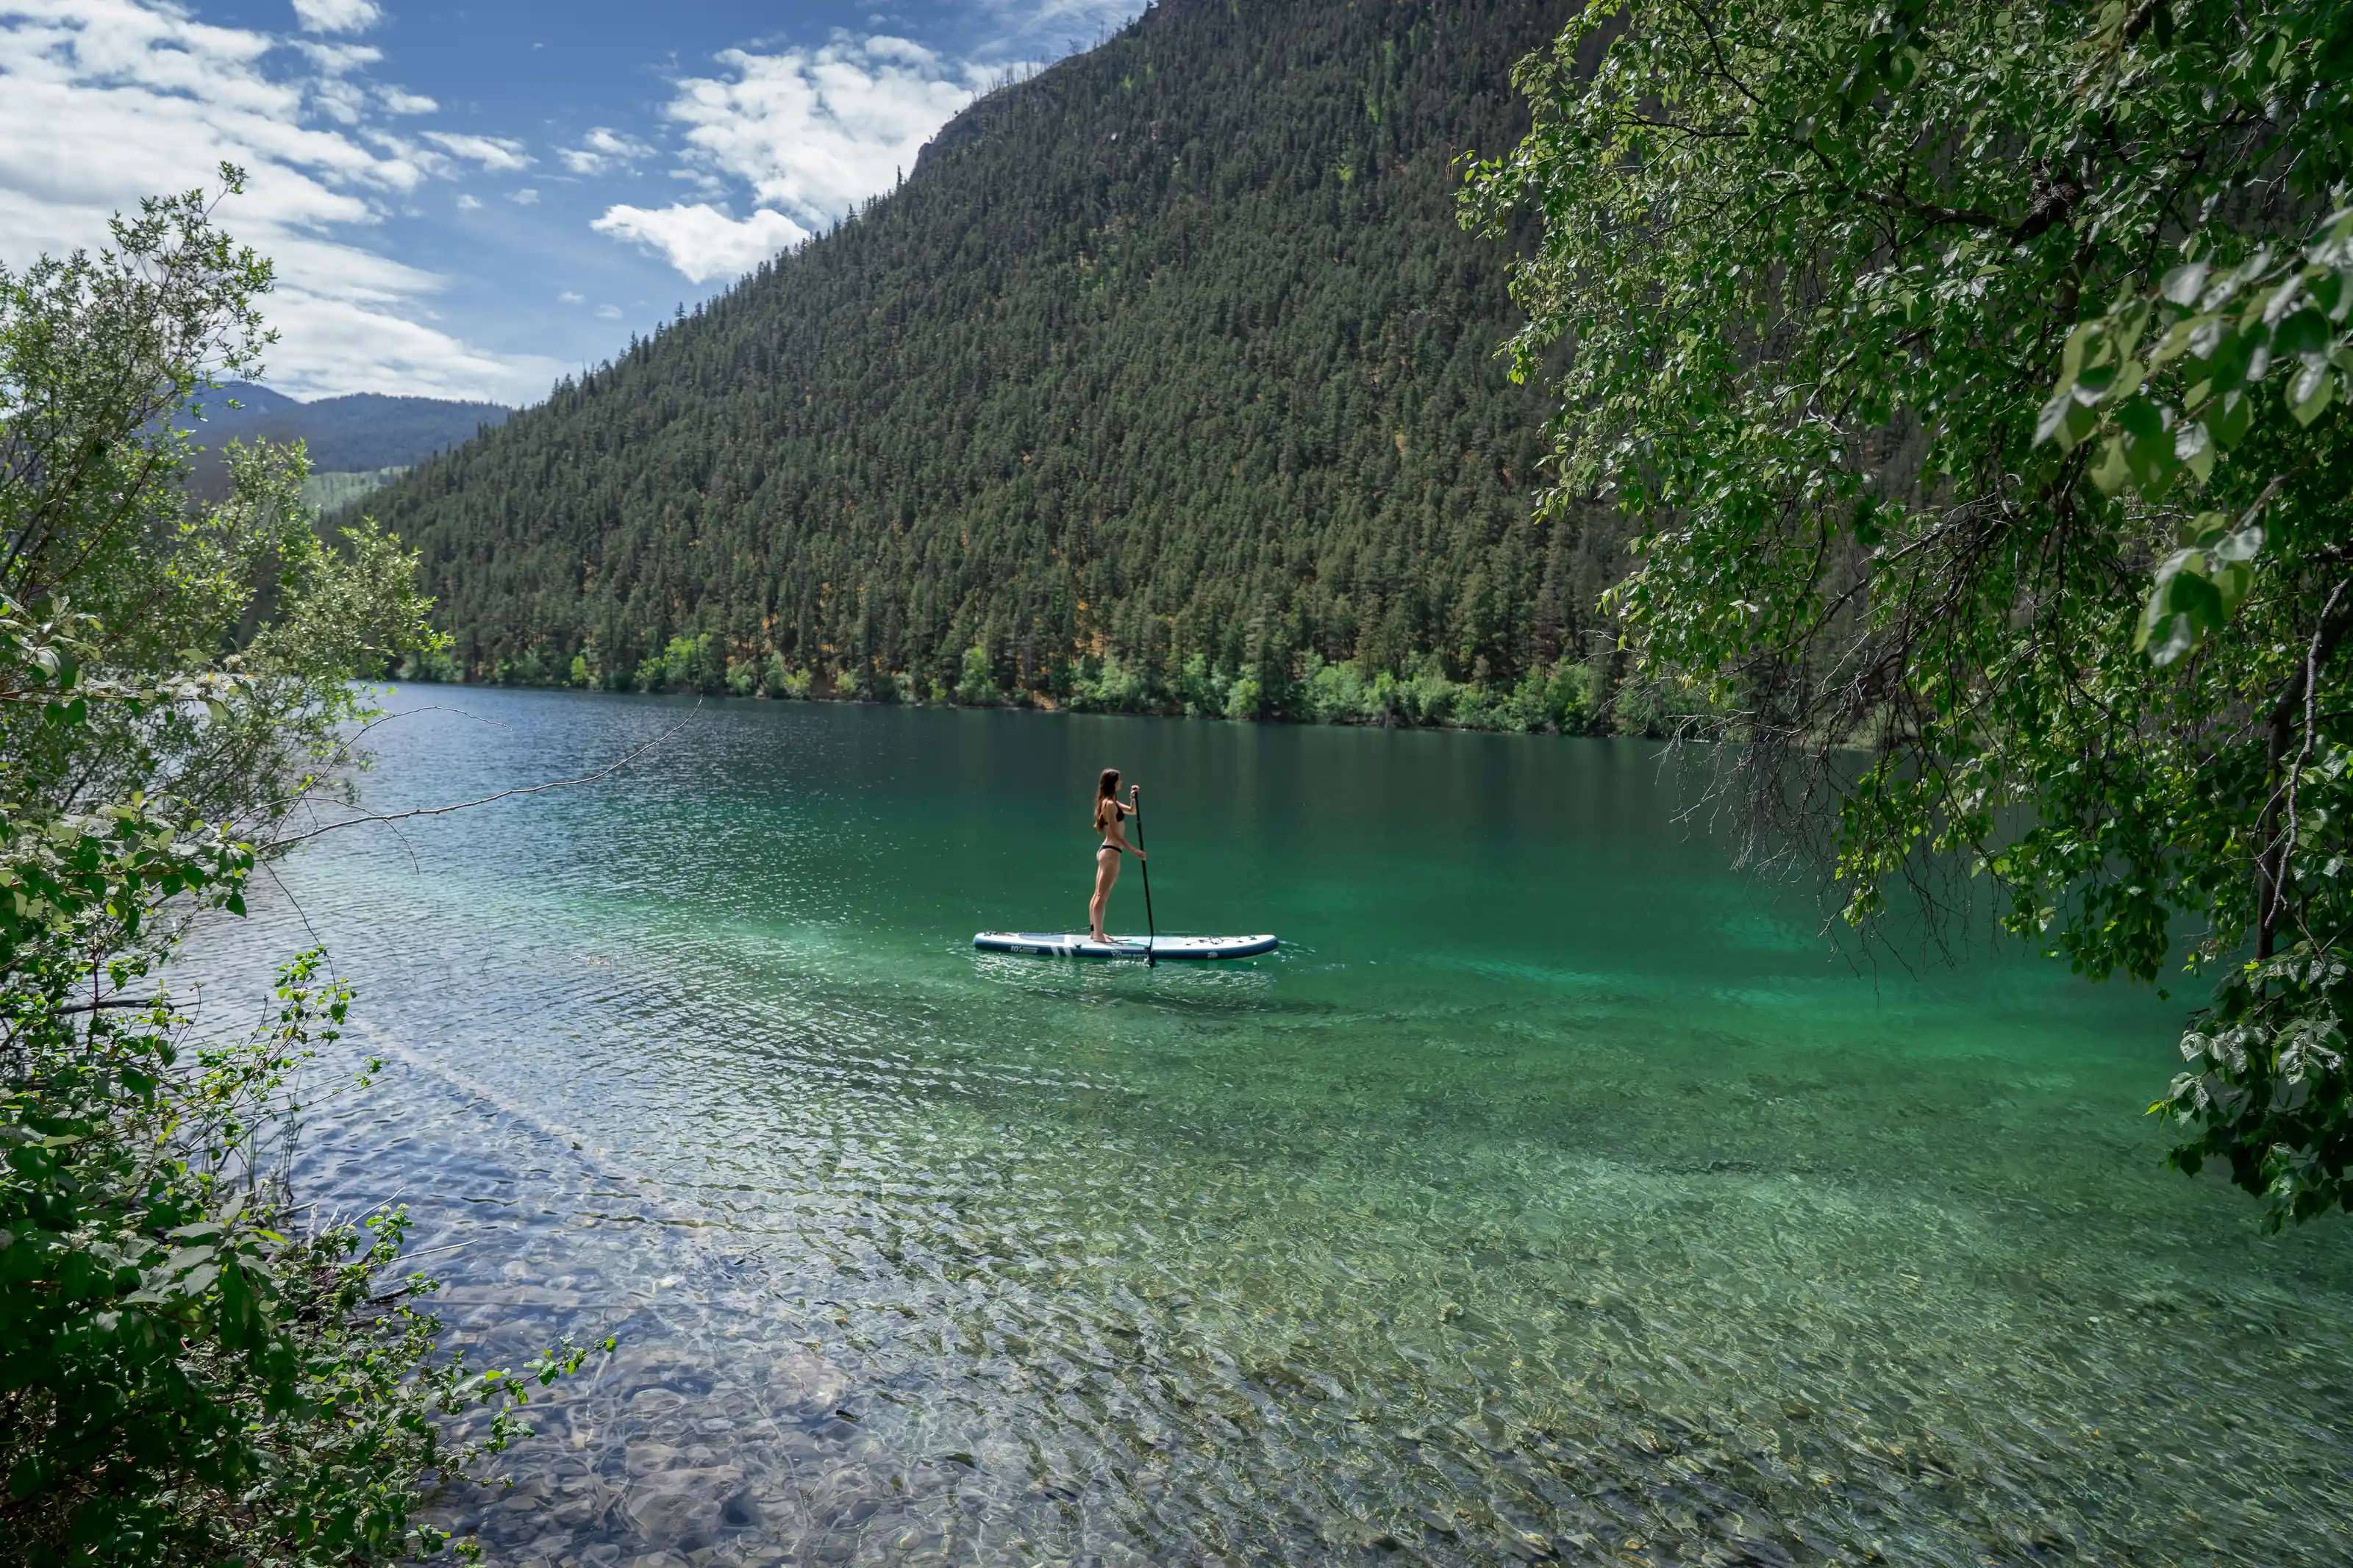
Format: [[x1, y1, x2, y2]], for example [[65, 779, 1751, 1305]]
[[368, 0, 1615, 727], [176, 383, 511, 498]]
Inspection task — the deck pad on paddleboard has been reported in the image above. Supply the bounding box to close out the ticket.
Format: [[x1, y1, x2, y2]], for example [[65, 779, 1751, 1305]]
[[973, 931, 1277, 960]]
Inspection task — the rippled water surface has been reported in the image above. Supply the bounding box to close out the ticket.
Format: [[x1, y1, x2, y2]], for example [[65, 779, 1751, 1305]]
[[188, 690, 2352, 1568]]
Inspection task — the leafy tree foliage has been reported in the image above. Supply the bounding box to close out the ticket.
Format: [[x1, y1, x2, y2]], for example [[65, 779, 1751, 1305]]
[[374, 0, 1645, 729], [1, 179, 585, 1563], [1471, 0, 2353, 1222]]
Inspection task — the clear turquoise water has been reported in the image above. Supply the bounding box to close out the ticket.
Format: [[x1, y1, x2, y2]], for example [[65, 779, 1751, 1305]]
[[191, 690, 2353, 1567]]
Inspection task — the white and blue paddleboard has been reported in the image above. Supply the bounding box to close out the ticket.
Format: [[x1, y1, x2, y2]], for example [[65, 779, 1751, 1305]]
[[973, 931, 1278, 960]]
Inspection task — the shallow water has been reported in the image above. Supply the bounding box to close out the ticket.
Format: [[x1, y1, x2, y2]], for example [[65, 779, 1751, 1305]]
[[188, 690, 2352, 1567]]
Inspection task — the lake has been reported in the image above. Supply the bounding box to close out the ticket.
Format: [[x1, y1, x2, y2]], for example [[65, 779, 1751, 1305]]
[[190, 688, 2353, 1567]]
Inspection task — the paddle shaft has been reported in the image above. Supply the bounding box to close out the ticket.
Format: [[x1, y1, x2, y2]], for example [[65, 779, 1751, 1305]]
[[1132, 792, 1156, 967]]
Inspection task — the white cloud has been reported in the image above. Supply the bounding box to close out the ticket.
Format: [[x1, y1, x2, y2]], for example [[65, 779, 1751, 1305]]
[[559, 290, 585, 304], [261, 282, 558, 401], [290, 0, 381, 35], [585, 125, 649, 157], [970, 1, 1149, 60], [590, 203, 809, 284], [299, 40, 379, 73], [507, 187, 539, 205], [381, 87, 436, 115], [454, 192, 481, 210], [593, 19, 1151, 282], [595, 303, 621, 320], [309, 75, 370, 125], [558, 125, 652, 176], [664, 35, 986, 226], [422, 131, 532, 172], [0, 0, 555, 401]]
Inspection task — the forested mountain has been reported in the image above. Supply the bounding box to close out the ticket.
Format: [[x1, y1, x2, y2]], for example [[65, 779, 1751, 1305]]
[[374, 0, 1640, 728], [178, 384, 510, 501]]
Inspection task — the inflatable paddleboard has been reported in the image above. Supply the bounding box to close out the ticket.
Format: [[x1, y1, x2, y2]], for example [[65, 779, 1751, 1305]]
[[973, 932, 1278, 960]]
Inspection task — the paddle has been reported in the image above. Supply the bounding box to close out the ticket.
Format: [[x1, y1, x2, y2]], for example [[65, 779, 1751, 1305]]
[[1132, 786, 1157, 968]]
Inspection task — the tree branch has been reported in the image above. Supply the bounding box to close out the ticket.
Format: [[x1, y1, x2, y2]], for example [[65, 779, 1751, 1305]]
[[268, 708, 699, 850]]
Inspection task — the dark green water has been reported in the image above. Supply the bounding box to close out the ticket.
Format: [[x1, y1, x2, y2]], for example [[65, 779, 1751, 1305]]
[[193, 690, 2352, 1567]]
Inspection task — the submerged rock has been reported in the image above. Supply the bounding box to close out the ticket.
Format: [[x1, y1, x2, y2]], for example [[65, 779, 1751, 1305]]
[[625, 1443, 687, 1478], [768, 1350, 851, 1417], [622, 1466, 760, 1551]]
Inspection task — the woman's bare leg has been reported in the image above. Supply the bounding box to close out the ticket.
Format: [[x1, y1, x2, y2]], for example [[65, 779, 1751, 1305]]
[[1089, 849, 1121, 941]]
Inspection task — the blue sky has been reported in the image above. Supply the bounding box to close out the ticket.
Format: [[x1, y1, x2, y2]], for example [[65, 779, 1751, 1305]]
[[0, 0, 1146, 403]]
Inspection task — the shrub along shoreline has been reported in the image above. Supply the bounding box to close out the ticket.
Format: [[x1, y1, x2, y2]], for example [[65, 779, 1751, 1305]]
[[1, 182, 597, 1567], [395, 638, 1714, 738]]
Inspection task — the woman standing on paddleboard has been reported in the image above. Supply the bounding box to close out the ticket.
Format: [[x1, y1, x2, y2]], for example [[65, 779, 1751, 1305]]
[[1089, 768, 1144, 945]]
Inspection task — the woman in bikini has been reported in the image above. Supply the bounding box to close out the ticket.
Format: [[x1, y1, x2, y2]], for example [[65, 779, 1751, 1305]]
[[1088, 767, 1143, 945]]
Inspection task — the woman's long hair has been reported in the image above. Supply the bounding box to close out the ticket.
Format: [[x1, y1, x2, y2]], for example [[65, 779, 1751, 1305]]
[[1096, 768, 1121, 834]]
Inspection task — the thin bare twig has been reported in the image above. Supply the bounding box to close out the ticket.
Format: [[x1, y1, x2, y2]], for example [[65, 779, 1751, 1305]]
[[57, 995, 161, 1015], [269, 708, 699, 849], [2274, 576, 2351, 951]]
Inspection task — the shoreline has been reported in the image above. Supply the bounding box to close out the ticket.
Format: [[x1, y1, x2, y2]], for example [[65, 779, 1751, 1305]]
[[382, 670, 1698, 740]]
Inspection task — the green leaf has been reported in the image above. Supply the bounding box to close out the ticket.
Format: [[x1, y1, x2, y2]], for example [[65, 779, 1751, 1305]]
[[2112, 303, 2153, 363], [2143, 610, 2195, 664], [2212, 524, 2264, 563], [2212, 389, 2255, 448], [2271, 307, 2329, 356], [2161, 260, 2210, 307], [2288, 357, 2336, 424], [2149, 317, 2200, 368], [2213, 559, 2254, 617], [1852, 495, 1884, 546], [2165, 549, 2220, 613], [2309, 208, 2353, 270], [2122, 419, 2179, 494], [2262, 275, 2307, 327], [2204, 324, 2257, 393], [2174, 419, 2215, 483], [2115, 397, 2164, 444], [2059, 321, 2097, 382], [2089, 434, 2130, 494], [2035, 389, 2079, 447]]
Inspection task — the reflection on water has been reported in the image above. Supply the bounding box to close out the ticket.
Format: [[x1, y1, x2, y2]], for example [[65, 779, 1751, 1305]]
[[185, 690, 2353, 1567]]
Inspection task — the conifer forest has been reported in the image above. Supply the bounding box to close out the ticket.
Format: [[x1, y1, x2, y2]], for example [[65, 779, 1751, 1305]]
[[367, 0, 1627, 730]]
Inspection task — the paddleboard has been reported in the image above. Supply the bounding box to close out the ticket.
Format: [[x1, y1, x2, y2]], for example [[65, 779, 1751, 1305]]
[[973, 931, 1278, 960]]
